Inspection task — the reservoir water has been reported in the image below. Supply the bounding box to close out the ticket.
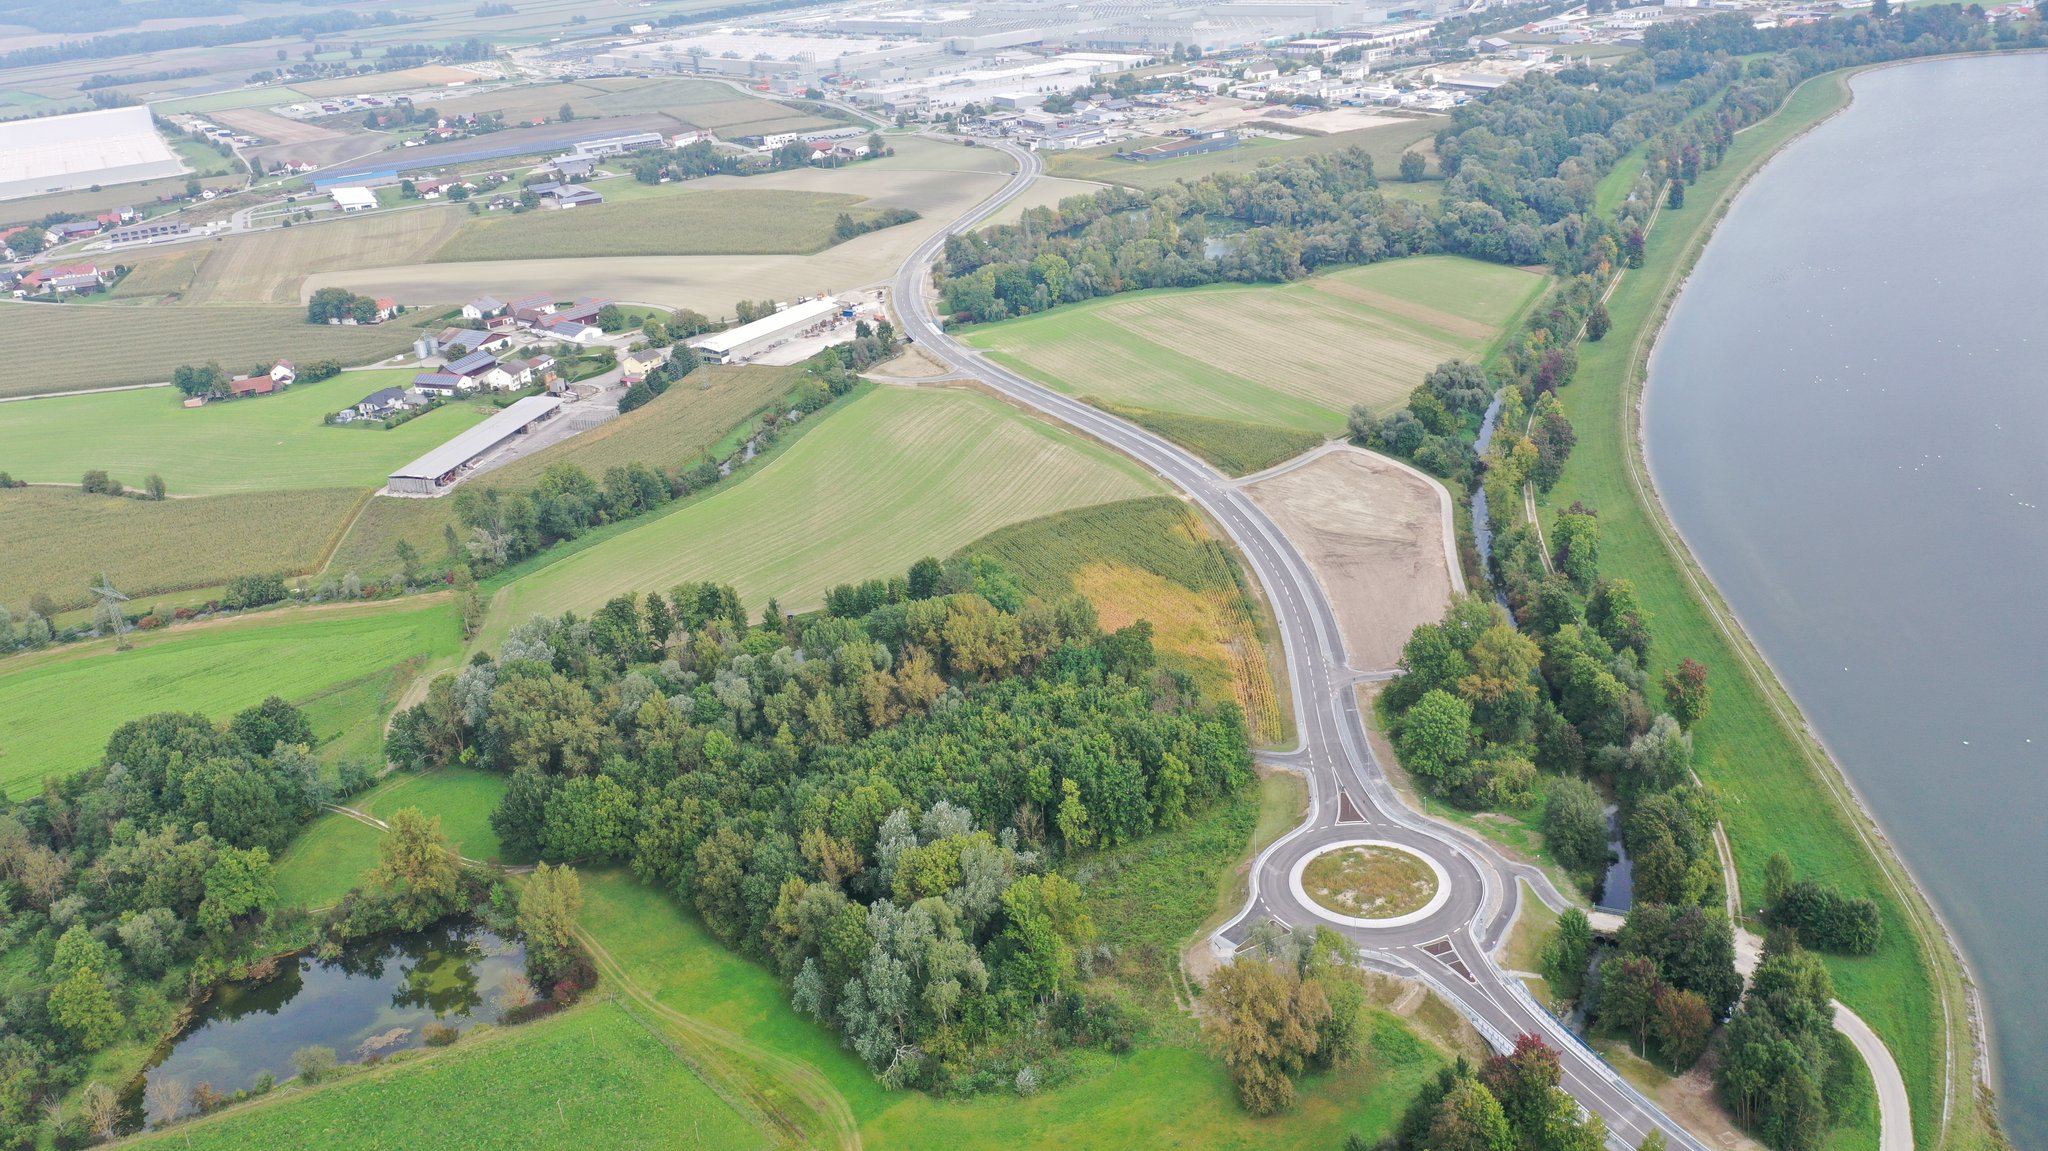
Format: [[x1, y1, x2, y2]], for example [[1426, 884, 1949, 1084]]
[[1644, 55, 2048, 1147]]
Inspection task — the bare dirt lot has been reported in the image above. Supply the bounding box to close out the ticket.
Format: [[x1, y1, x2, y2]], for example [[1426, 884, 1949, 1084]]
[[1246, 446, 1460, 671], [211, 106, 343, 146]]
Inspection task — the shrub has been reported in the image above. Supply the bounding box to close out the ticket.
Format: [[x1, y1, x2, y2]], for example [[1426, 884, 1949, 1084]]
[[422, 1022, 459, 1047], [292, 1045, 339, 1083], [1770, 880, 1882, 955]]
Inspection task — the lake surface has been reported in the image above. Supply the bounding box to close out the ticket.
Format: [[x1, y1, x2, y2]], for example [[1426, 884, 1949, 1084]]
[[1644, 55, 2048, 1148], [134, 921, 526, 1127]]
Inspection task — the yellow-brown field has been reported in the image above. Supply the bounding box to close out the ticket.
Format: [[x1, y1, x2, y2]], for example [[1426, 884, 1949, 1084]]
[[0, 486, 369, 612], [1076, 561, 1283, 744]]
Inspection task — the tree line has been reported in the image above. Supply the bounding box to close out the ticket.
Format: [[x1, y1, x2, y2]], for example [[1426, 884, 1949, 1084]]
[[385, 553, 1253, 1090]]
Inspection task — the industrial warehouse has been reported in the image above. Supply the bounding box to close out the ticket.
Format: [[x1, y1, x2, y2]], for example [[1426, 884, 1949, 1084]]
[[386, 395, 562, 495], [689, 297, 849, 364]]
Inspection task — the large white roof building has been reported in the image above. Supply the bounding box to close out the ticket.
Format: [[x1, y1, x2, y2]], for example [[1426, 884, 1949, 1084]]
[[0, 106, 185, 202]]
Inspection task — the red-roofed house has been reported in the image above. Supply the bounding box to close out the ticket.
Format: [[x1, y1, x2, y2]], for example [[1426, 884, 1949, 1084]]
[[375, 297, 399, 322]]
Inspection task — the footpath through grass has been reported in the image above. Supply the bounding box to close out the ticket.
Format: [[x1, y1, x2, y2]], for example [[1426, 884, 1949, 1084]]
[[1544, 67, 1989, 1150], [0, 599, 462, 797], [123, 1001, 771, 1151]]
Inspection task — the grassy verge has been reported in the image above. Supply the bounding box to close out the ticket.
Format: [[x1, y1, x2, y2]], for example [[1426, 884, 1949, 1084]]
[[1543, 66, 1993, 1150], [1086, 399, 1327, 476]]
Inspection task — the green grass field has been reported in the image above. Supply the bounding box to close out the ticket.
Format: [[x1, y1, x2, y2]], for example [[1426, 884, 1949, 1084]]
[[270, 808, 387, 909], [0, 304, 424, 397], [326, 363, 803, 580], [0, 486, 367, 613], [1046, 118, 1440, 192], [1543, 69, 1982, 1149], [432, 188, 893, 261], [0, 599, 462, 796], [126, 1002, 770, 1150], [363, 767, 509, 862], [966, 256, 1546, 433], [475, 384, 1160, 651], [0, 371, 497, 496], [272, 766, 510, 907]]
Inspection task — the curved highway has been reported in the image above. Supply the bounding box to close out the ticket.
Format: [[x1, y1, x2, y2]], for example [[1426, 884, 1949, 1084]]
[[887, 138, 1710, 1151]]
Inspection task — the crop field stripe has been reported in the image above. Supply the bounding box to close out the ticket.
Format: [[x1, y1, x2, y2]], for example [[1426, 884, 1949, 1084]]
[[477, 385, 1159, 650], [0, 304, 423, 397], [431, 189, 882, 262]]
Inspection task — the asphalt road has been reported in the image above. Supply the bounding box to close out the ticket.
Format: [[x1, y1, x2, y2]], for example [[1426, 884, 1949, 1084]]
[[889, 138, 1713, 1151]]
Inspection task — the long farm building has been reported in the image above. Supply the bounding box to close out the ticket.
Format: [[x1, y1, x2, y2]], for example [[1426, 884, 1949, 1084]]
[[387, 395, 561, 495]]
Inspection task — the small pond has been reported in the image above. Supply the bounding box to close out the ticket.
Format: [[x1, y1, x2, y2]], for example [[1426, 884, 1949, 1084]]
[[130, 920, 526, 1128]]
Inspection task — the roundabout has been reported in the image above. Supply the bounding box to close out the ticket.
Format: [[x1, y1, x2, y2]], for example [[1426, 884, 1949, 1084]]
[[1289, 840, 1452, 928]]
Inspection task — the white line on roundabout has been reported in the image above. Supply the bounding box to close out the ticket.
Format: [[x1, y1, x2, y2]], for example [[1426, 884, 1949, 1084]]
[[1289, 840, 1453, 929]]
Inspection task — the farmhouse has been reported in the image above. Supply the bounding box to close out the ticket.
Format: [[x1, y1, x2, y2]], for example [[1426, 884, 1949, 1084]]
[[438, 327, 491, 355], [620, 348, 665, 382], [412, 371, 471, 396], [387, 395, 563, 495], [462, 295, 505, 320], [539, 316, 603, 343], [355, 386, 418, 418], [48, 221, 102, 245], [331, 186, 378, 213], [446, 350, 499, 379], [271, 360, 296, 384], [690, 297, 843, 363], [509, 294, 556, 324], [550, 156, 597, 180]]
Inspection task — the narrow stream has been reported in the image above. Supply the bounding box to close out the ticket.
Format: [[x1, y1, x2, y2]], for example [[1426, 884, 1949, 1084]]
[[1469, 390, 1513, 613]]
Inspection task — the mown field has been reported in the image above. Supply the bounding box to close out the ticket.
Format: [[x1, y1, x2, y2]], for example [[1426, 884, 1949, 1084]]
[[127, 1002, 770, 1151], [966, 256, 1546, 435], [0, 304, 423, 397], [475, 384, 1159, 651], [0, 486, 367, 613], [0, 370, 496, 495], [433, 188, 888, 261], [0, 599, 462, 796], [1544, 69, 1972, 1149], [273, 766, 509, 908], [328, 363, 802, 578], [961, 498, 1285, 745], [1046, 117, 1440, 192], [114, 209, 472, 305]]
